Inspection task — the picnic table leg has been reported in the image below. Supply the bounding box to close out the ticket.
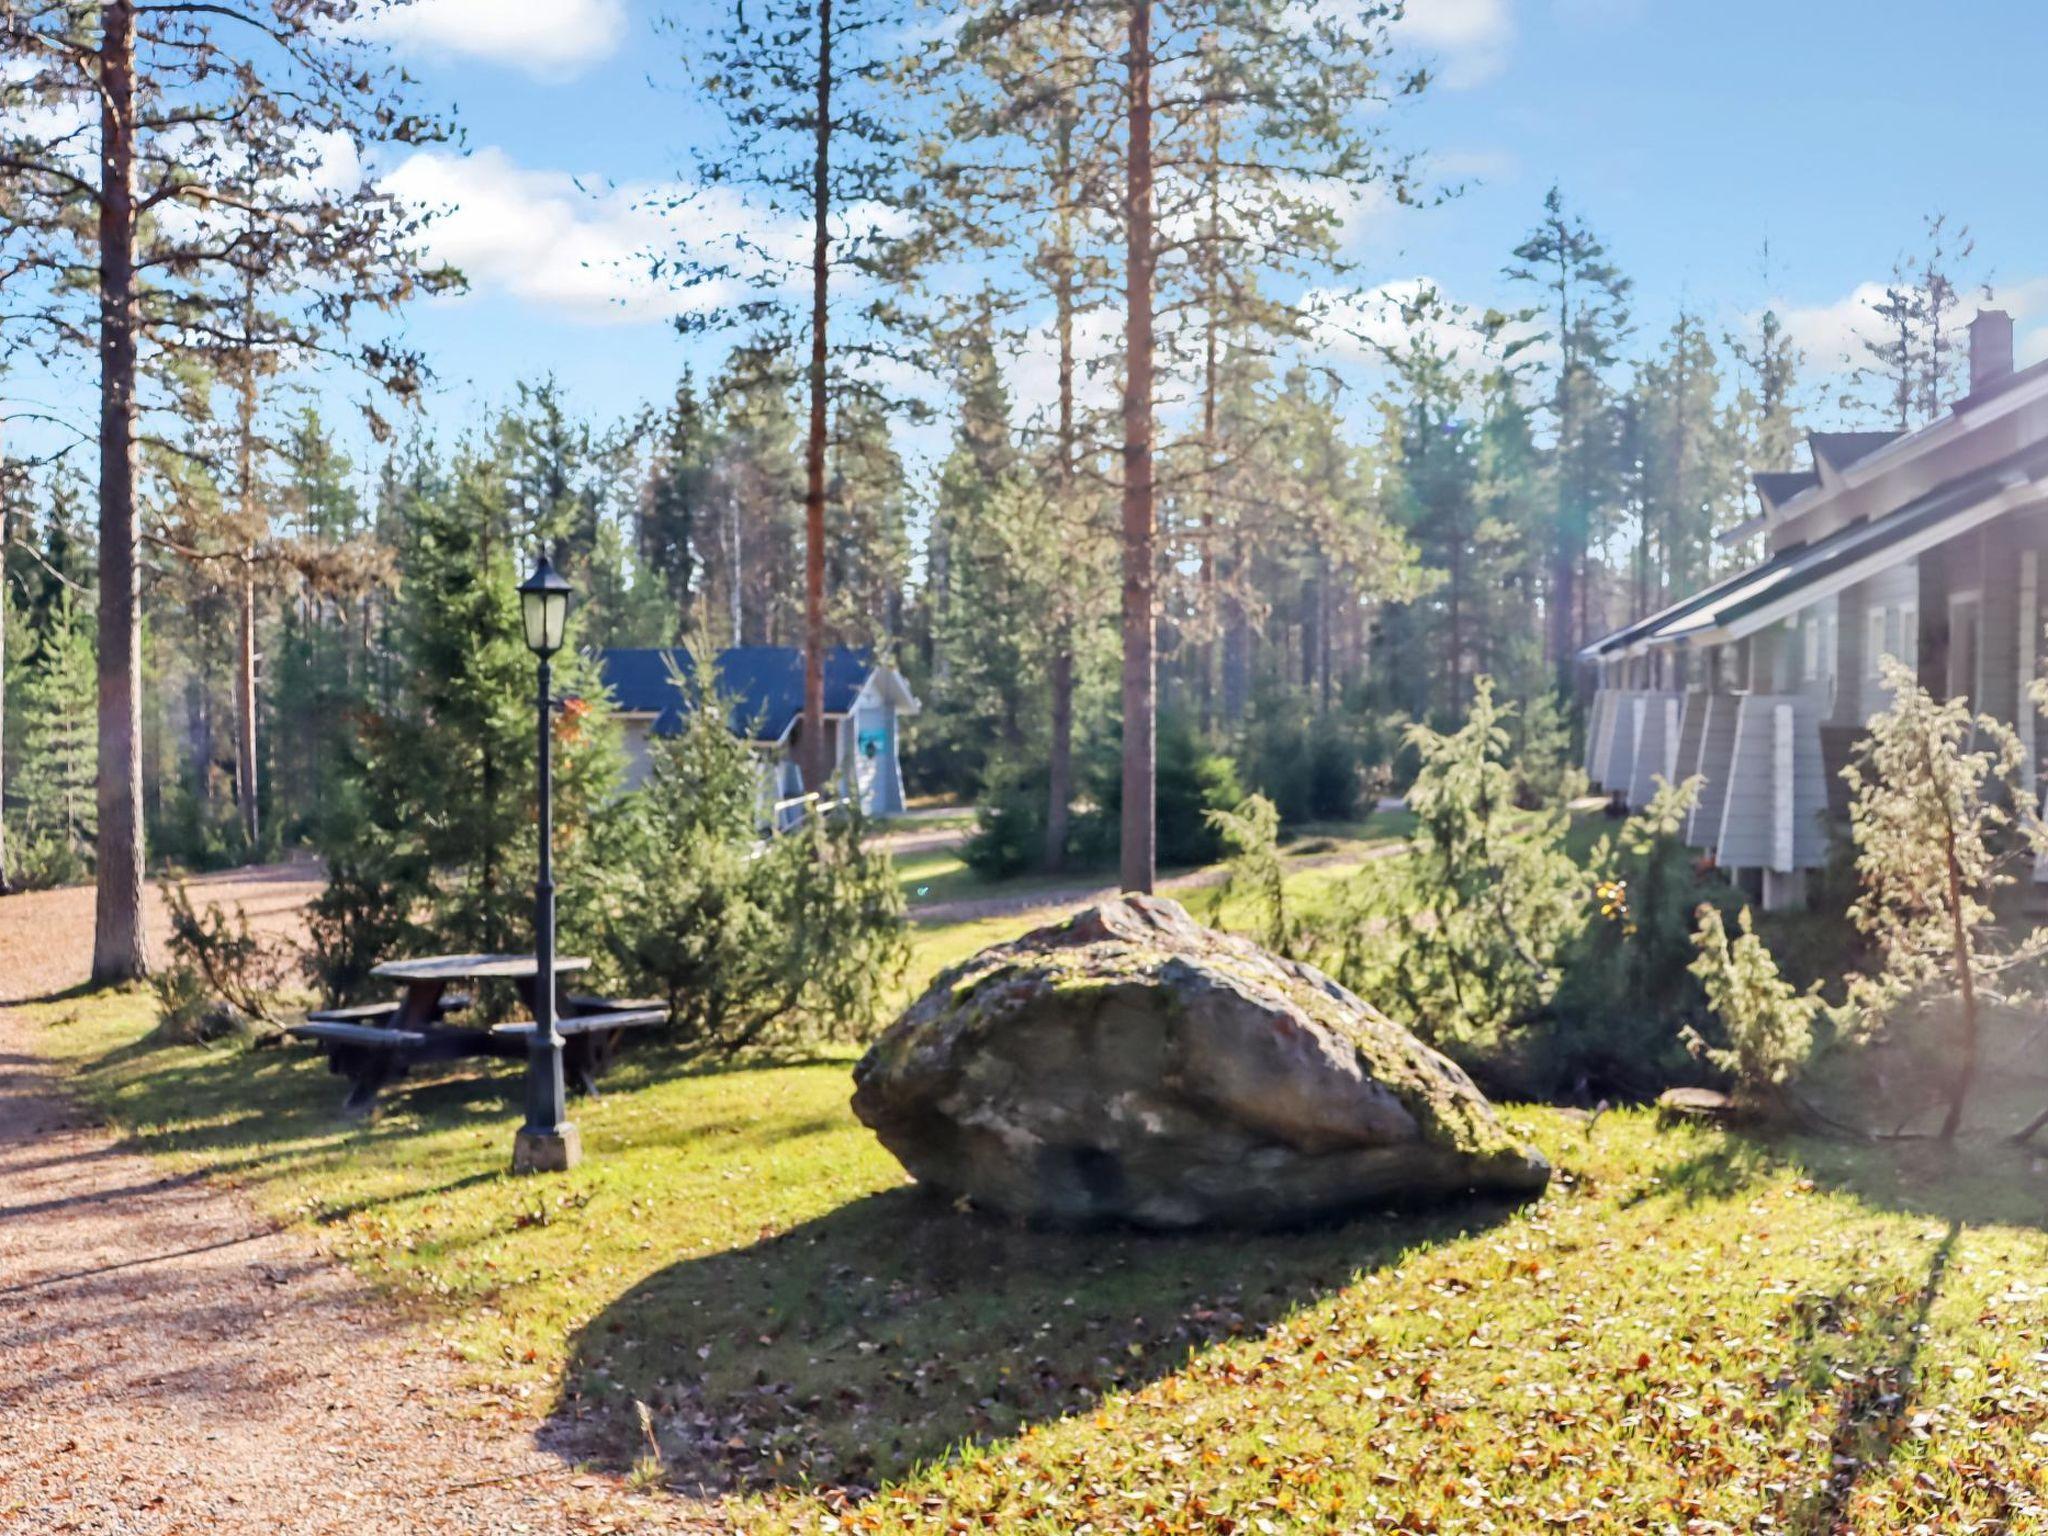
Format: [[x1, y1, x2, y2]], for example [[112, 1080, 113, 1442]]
[[396, 978, 447, 1030], [336, 1044, 404, 1118]]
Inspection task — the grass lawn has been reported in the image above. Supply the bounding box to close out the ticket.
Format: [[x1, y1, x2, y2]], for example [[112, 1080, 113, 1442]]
[[16, 840, 2048, 1532]]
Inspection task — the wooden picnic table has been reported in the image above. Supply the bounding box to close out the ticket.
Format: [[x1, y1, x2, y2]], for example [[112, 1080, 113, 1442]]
[[371, 951, 591, 1031], [291, 952, 662, 1115]]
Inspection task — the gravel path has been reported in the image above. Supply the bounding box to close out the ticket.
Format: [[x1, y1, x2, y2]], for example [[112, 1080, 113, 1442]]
[[910, 839, 1408, 926], [0, 869, 723, 1535]]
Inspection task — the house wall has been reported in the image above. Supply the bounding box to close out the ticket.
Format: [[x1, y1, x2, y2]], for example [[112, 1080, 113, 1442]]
[[1715, 693, 1829, 876], [1842, 557, 1920, 721], [619, 717, 658, 790]]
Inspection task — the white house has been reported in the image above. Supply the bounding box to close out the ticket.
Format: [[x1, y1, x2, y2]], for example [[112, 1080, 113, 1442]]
[[599, 645, 921, 818], [1583, 309, 2048, 909]]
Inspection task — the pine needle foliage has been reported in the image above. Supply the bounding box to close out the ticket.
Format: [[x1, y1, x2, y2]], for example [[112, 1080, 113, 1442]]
[[1339, 677, 1585, 1051], [1685, 904, 1825, 1114], [604, 644, 907, 1054], [1841, 657, 2048, 1140], [1204, 793, 1296, 958]]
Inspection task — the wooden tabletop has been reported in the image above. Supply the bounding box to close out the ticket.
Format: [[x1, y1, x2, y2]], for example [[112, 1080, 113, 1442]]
[[371, 953, 592, 982]]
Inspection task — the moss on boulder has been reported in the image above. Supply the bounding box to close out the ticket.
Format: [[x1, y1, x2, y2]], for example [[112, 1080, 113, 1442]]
[[852, 895, 1550, 1228]]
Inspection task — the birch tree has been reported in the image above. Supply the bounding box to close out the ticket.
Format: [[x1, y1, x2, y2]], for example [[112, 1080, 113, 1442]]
[[0, 0, 453, 979]]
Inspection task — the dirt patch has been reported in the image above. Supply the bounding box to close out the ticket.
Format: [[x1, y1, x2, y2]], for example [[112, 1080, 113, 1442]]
[[0, 868, 725, 1533], [0, 862, 327, 1009]]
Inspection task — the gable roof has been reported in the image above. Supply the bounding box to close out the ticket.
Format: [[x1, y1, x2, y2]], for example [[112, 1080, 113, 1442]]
[[600, 645, 882, 743], [1752, 470, 1819, 512], [1808, 430, 1904, 476], [1615, 435, 2048, 653]]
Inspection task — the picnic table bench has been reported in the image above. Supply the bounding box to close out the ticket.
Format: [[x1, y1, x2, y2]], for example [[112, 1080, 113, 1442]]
[[287, 954, 665, 1115]]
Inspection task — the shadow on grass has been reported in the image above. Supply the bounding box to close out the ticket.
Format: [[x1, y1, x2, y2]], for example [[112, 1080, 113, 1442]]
[[1786, 1218, 1960, 1536], [1632, 1112, 2048, 1236], [548, 1183, 1525, 1496], [63, 1024, 524, 1189]]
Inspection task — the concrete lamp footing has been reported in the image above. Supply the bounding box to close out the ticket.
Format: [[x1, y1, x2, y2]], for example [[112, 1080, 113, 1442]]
[[512, 1123, 582, 1174]]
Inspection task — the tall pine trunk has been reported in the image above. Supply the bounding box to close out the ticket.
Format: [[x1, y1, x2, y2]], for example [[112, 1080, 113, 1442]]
[[234, 354, 260, 849], [0, 432, 9, 896], [1118, 0, 1156, 895], [93, 0, 147, 983], [1044, 62, 1079, 875], [800, 0, 832, 794]]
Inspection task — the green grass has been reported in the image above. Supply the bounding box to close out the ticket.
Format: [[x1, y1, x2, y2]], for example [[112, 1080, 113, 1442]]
[[18, 834, 2048, 1532]]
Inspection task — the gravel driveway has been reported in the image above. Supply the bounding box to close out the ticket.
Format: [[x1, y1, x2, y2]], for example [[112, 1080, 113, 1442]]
[[0, 868, 722, 1534]]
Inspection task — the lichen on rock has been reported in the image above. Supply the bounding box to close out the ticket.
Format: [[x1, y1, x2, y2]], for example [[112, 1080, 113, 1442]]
[[852, 895, 1550, 1228]]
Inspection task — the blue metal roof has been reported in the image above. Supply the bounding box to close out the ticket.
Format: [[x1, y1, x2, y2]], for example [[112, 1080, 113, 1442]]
[[599, 645, 877, 742]]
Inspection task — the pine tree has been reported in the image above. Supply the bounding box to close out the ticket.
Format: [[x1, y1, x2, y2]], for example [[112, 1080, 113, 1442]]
[[10, 593, 98, 885], [309, 438, 624, 1001], [1627, 309, 1737, 611], [1505, 186, 1633, 687], [1845, 214, 1983, 430], [706, 364, 805, 648], [0, 0, 456, 979], [662, 0, 914, 792], [1844, 658, 2047, 1141], [640, 371, 718, 641], [825, 396, 910, 653]]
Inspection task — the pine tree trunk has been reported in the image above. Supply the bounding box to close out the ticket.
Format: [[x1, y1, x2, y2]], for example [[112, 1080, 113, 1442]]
[[236, 562, 259, 847], [1118, 0, 1156, 895], [1222, 532, 1249, 722], [234, 355, 260, 849], [1045, 640, 1074, 872], [93, 0, 148, 983], [0, 443, 10, 897], [1043, 23, 1079, 875], [800, 0, 832, 795]]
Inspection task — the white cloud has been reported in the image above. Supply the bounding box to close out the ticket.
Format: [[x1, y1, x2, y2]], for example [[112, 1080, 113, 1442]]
[[381, 147, 850, 327], [367, 0, 627, 79], [1396, 0, 1514, 88], [383, 148, 685, 325], [1769, 274, 2048, 376], [1311, 275, 1542, 376]]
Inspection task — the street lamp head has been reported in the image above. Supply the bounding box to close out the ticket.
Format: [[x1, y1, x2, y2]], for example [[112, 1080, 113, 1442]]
[[518, 552, 572, 659]]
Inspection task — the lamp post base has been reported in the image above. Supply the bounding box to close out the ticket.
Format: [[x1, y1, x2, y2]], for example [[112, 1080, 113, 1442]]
[[512, 1123, 582, 1174]]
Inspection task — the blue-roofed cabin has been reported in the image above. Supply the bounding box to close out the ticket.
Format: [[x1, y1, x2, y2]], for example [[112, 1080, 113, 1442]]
[[600, 645, 921, 818], [1582, 309, 2048, 910]]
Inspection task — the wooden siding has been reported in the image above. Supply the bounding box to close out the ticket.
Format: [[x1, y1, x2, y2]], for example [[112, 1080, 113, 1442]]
[[1626, 693, 1684, 807], [1673, 690, 1709, 788], [1584, 688, 1613, 782], [1716, 693, 1829, 872], [1597, 691, 1644, 794], [1686, 694, 1741, 851], [1850, 557, 1921, 720]]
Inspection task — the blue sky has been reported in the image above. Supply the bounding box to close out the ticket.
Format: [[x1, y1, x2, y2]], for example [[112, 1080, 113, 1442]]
[[376, 0, 2048, 460], [23, 0, 2048, 472]]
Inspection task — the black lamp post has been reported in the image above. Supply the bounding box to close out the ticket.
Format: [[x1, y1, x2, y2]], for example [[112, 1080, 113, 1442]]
[[513, 551, 579, 1174]]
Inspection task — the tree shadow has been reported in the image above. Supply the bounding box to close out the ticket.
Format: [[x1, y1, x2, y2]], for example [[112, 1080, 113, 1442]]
[[1784, 1218, 1960, 1535], [546, 1183, 1526, 1496], [1786, 1130, 2048, 1236]]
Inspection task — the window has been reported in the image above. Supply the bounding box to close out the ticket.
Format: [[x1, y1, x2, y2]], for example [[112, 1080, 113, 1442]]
[[1867, 608, 1887, 678], [1884, 604, 1902, 660], [1802, 616, 1820, 681], [1900, 602, 1918, 667]]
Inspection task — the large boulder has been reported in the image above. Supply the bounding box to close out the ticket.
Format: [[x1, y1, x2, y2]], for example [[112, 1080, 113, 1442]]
[[852, 895, 1550, 1228]]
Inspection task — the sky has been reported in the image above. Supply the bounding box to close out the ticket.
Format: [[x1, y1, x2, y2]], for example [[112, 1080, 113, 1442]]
[[23, 0, 2048, 472]]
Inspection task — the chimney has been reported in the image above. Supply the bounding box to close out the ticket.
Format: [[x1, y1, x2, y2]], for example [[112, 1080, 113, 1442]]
[[1970, 309, 2014, 395]]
